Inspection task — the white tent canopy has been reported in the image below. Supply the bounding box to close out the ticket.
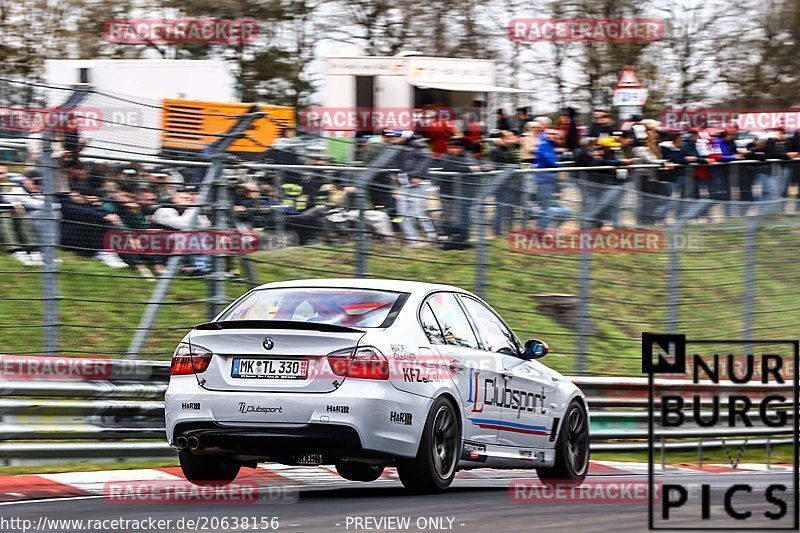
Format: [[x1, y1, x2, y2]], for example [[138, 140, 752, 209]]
[[409, 81, 531, 93]]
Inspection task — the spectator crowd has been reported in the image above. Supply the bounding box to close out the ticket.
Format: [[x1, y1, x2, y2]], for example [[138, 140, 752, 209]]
[[3, 104, 800, 275]]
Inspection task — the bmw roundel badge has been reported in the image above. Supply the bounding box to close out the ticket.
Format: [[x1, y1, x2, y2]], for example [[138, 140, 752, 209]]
[[263, 337, 274, 350]]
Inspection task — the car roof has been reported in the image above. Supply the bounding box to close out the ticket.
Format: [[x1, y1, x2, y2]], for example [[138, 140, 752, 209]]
[[253, 278, 470, 296]]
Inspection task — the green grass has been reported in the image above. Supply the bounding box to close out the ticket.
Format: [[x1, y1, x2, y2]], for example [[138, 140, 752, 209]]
[[0, 458, 178, 476], [2, 216, 799, 376], [592, 444, 795, 465]]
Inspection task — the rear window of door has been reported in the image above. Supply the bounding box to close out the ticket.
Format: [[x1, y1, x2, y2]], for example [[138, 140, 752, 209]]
[[423, 293, 479, 348], [459, 296, 520, 355]]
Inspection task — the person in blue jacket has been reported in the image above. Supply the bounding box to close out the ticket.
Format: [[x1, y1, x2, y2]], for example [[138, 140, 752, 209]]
[[711, 128, 743, 216], [534, 119, 559, 229]]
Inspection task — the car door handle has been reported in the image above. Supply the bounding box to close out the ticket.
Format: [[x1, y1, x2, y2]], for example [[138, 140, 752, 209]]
[[448, 359, 466, 373]]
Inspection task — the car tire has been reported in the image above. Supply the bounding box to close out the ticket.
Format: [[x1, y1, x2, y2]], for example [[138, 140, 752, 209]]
[[537, 399, 589, 487], [397, 396, 460, 493], [335, 461, 385, 482], [179, 451, 241, 487]]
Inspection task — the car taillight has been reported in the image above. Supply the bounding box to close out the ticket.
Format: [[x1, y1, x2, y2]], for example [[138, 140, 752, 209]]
[[327, 349, 352, 377], [327, 346, 389, 380], [170, 342, 213, 375]]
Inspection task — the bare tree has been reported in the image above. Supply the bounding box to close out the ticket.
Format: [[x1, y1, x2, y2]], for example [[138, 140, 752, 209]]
[[0, 0, 86, 105], [717, 0, 800, 107], [651, 1, 728, 107], [321, 0, 419, 55]]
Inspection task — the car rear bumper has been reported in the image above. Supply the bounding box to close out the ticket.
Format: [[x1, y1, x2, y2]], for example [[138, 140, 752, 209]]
[[172, 421, 380, 462], [165, 375, 433, 460]]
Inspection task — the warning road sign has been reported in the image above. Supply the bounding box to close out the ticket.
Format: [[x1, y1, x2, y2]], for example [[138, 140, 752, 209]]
[[615, 66, 643, 89]]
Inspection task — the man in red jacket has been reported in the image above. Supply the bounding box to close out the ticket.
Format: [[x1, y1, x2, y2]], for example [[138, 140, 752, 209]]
[[425, 107, 455, 156]]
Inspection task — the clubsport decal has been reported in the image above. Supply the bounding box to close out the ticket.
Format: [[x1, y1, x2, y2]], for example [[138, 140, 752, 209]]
[[238, 402, 283, 414], [467, 369, 547, 417]]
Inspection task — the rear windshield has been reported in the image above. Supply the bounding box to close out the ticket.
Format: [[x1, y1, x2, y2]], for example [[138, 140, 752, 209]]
[[219, 287, 407, 328]]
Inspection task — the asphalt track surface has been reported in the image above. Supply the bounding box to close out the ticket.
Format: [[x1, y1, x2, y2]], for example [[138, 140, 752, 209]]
[[0, 471, 796, 533]]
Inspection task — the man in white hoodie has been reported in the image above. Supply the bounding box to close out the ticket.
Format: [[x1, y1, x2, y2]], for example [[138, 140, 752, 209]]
[[1, 170, 62, 266], [151, 188, 212, 274]]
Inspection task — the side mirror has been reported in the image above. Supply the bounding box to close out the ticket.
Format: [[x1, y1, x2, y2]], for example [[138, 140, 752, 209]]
[[524, 339, 549, 359]]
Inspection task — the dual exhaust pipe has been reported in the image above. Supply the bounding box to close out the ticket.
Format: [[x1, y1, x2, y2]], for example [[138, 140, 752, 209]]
[[175, 435, 203, 451]]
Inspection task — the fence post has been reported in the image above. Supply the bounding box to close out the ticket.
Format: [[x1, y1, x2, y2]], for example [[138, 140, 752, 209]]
[[666, 223, 682, 335], [742, 215, 759, 348], [475, 175, 489, 300], [355, 183, 368, 277], [209, 163, 231, 319], [274, 169, 286, 246], [40, 131, 60, 355], [576, 172, 591, 375], [576, 247, 590, 375]]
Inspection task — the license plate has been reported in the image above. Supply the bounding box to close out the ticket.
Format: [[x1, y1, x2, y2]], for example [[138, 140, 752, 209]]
[[231, 358, 308, 379], [296, 454, 322, 466]]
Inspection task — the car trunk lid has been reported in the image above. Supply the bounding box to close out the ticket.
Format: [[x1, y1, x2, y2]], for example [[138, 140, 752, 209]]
[[190, 320, 366, 393]]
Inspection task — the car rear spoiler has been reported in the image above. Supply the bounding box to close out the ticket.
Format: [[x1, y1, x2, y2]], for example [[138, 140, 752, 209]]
[[194, 320, 365, 334]]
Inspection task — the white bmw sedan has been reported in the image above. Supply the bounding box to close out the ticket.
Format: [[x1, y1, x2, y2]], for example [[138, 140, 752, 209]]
[[165, 278, 589, 492]]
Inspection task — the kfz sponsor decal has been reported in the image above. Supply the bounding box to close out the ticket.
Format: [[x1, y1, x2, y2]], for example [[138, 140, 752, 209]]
[[389, 411, 413, 425], [643, 333, 799, 530], [402, 365, 446, 383], [238, 402, 283, 414]]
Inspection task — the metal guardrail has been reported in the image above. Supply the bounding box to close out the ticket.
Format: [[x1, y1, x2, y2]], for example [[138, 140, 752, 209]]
[[0, 363, 794, 462]]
